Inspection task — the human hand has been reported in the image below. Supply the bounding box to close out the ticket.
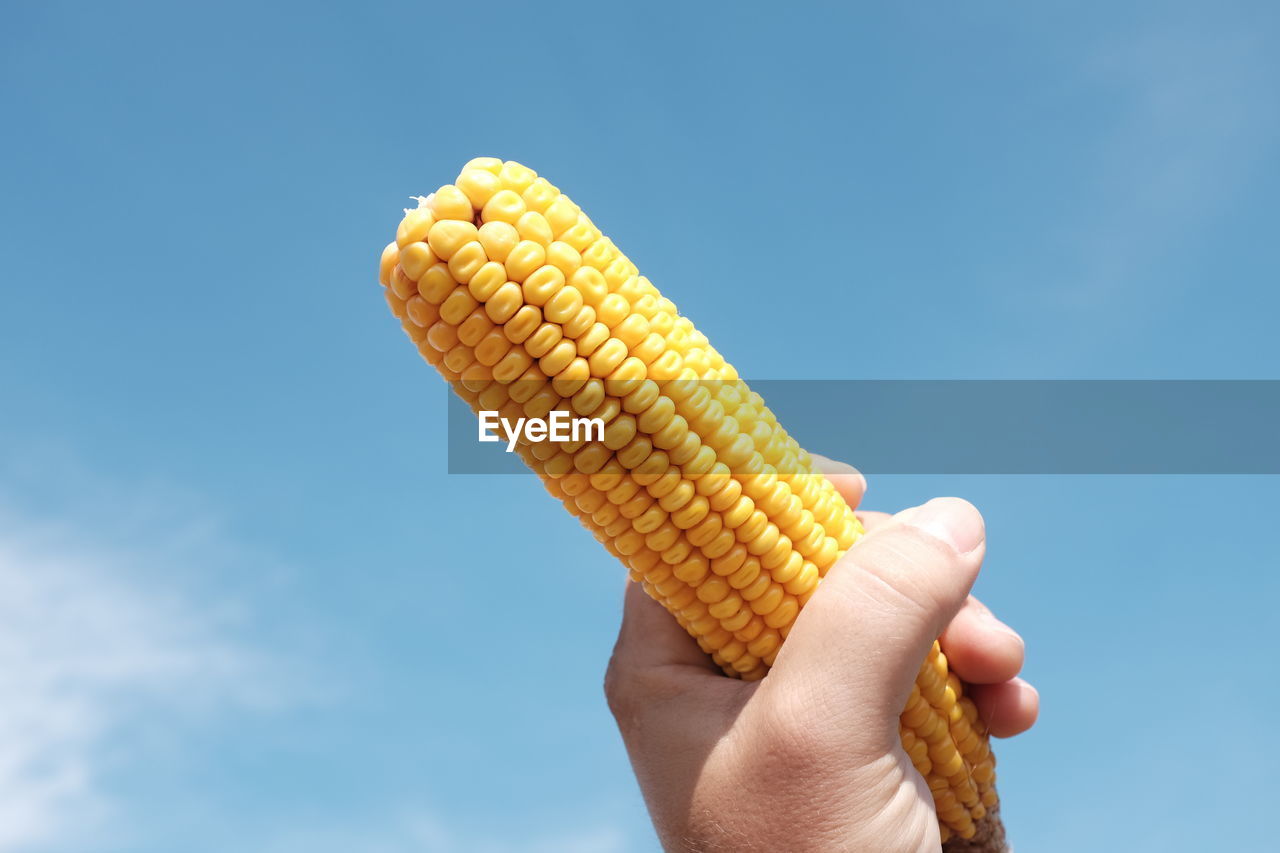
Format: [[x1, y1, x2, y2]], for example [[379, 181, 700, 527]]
[[604, 458, 1038, 852]]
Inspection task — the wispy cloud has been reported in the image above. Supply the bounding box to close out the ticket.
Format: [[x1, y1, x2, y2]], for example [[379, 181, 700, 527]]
[[260, 808, 632, 853], [0, 492, 278, 851], [0, 452, 635, 852]]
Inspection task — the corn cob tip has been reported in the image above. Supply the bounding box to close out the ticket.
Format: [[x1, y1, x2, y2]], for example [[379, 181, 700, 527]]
[[942, 808, 1008, 853]]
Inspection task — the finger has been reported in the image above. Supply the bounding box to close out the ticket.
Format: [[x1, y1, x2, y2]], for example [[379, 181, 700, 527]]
[[810, 453, 867, 510], [856, 510, 893, 532], [940, 596, 1025, 685], [969, 677, 1039, 738], [770, 498, 986, 728], [610, 581, 720, 675]]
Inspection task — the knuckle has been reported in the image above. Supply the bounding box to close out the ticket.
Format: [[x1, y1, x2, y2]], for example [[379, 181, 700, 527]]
[[604, 654, 698, 728], [754, 683, 831, 757], [602, 653, 632, 718], [603, 652, 661, 722]]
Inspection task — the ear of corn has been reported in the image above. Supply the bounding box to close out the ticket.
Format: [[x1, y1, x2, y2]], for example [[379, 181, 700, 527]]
[[377, 158, 999, 844]]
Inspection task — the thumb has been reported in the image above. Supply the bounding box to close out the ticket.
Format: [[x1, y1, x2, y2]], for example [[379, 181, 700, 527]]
[[768, 498, 986, 738]]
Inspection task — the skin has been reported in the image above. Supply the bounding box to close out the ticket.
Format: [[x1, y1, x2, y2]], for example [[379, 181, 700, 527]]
[[604, 457, 1039, 852]]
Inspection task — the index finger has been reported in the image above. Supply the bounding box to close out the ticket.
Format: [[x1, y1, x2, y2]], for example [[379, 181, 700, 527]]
[[610, 581, 722, 676], [809, 453, 867, 510]]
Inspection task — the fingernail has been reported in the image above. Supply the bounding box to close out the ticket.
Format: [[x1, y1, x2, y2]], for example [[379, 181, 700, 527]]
[[904, 497, 985, 554], [985, 612, 1025, 646], [823, 457, 867, 494], [968, 599, 1024, 644], [1012, 677, 1039, 700]]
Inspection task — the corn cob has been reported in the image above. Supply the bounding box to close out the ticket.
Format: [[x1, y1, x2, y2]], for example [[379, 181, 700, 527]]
[[377, 158, 1002, 847]]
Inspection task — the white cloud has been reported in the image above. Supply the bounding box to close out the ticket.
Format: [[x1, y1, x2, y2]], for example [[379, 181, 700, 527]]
[[0, 452, 634, 852], [260, 808, 631, 853], [0, 502, 273, 851]]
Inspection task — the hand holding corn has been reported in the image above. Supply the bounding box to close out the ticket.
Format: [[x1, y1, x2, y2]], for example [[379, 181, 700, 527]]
[[607, 483, 1036, 852], [376, 158, 1037, 850]]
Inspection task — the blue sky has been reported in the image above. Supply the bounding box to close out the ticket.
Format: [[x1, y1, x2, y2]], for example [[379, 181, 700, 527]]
[[1, 2, 1277, 850]]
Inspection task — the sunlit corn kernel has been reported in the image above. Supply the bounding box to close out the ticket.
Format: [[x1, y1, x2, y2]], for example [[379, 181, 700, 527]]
[[551, 357, 590, 397], [587, 338, 628, 377], [389, 266, 417, 300], [462, 156, 503, 173], [574, 322, 610, 358], [456, 308, 494, 347], [467, 261, 507, 302], [523, 323, 563, 359], [457, 168, 501, 208], [493, 348, 533, 383], [546, 241, 582, 276], [477, 220, 519, 263], [569, 266, 608, 305], [538, 340, 577, 377], [502, 305, 541, 344], [482, 282, 523, 324], [516, 210, 554, 245], [561, 305, 596, 340], [581, 237, 615, 269], [448, 241, 488, 283], [442, 342, 474, 373], [612, 314, 649, 348], [395, 207, 433, 248], [593, 293, 628, 328], [543, 284, 584, 324], [379, 243, 400, 288], [439, 289, 479, 326], [496, 159, 535, 190], [398, 241, 436, 281], [428, 184, 474, 221], [544, 195, 579, 237], [404, 295, 438, 329], [427, 219, 478, 260], [505, 240, 547, 282], [521, 177, 559, 213], [482, 189, 526, 225], [521, 265, 566, 306], [571, 379, 605, 417], [417, 264, 456, 304]]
